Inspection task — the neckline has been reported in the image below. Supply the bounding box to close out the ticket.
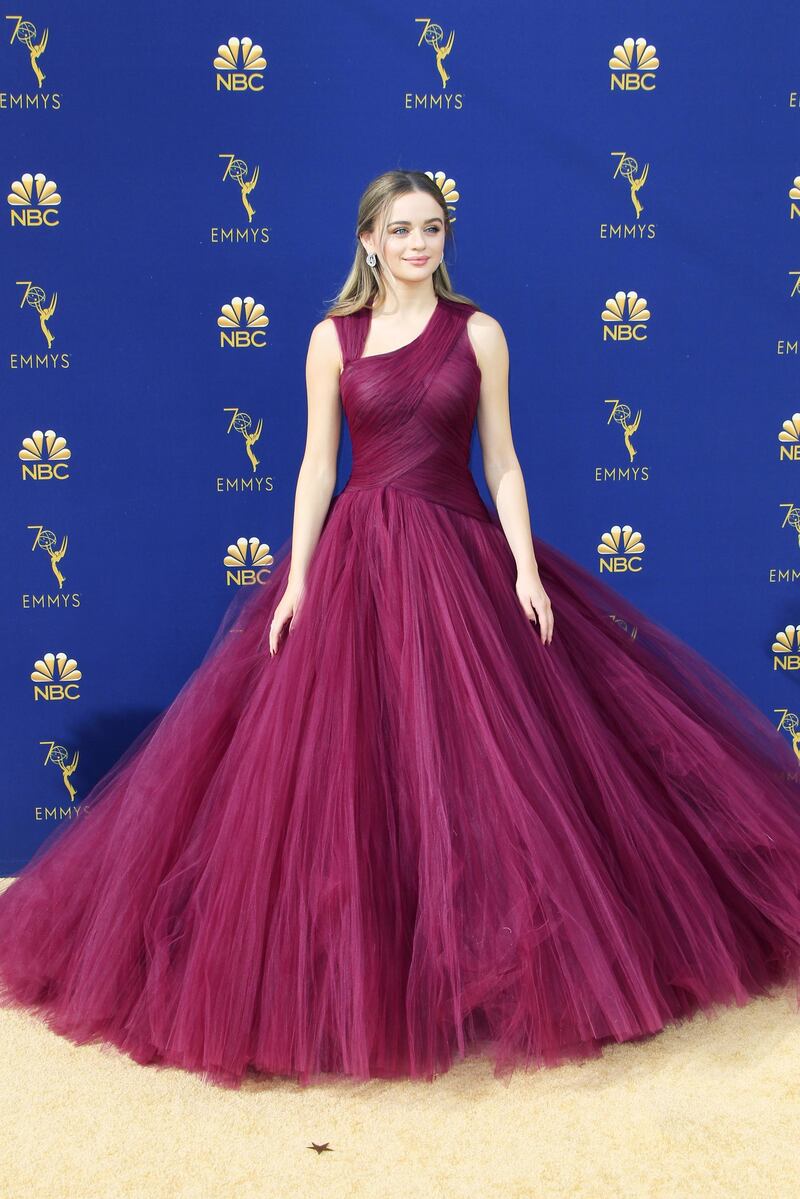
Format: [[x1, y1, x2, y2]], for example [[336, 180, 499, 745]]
[[357, 295, 441, 363]]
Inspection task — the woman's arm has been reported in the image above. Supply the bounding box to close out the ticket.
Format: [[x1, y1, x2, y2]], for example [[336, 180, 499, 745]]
[[468, 312, 554, 644], [269, 318, 342, 655]]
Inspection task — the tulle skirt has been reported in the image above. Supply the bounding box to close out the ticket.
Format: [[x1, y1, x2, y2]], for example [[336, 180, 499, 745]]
[[2, 483, 800, 1088]]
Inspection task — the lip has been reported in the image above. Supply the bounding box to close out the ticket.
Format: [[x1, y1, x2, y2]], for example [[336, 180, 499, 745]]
[[404, 257, 429, 264]]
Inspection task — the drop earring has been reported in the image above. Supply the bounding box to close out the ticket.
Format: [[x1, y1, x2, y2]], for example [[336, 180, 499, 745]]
[[366, 251, 377, 267]]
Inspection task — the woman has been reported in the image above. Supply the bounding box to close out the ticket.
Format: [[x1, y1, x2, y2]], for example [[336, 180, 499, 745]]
[[1, 169, 800, 1090]]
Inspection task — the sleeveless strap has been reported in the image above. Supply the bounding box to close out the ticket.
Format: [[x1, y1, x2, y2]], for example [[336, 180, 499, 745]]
[[329, 298, 475, 371], [328, 308, 370, 370]]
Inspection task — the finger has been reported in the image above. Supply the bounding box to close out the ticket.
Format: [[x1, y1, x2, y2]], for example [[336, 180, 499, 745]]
[[269, 617, 282, 655], [535, 605, 549, 643]]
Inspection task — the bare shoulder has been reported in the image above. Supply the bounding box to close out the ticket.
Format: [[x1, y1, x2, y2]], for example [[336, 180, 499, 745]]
[[308, 314, 343, 373], [465, 306, 508, 369]]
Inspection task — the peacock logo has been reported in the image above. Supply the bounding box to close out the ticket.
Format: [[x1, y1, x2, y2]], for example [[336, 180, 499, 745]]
[[31, 652, 81, 701], [217, 296, 270, 348], [778, 413, 800, 461], [424, 170, 459, 223], [7, 172, 61, 225], [224, 537, 275, 586], [19, 429, 72, 480], [213, 36, 267, 92], [609, 37, 660, 91], [601, 290, 651, 341], [773, 626, 800, 671], [790, 177, 800, 219], [597, 524, 646, 573]]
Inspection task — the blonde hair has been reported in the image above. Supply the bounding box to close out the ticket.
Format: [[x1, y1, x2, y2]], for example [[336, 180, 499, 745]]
[[324, 170, 479, 317]]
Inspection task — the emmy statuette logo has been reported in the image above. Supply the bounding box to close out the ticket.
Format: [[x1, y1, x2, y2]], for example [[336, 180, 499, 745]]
[[11, 280, 71, 368], [601, 152, 657, 240], [37, 743, 83, 820], [608, 615, 640, 639], [213, 154, 270, 245], [778, 277, 800, 355], [6, 13, 47, 85], [594, 398, 649, 482], [28, 524, 67, 589], [3, 14, 60, 107], [407, 18, 463, 109], [219, 408, 275, 494], [35, 742, 87, 822], [775, 711, 800, 766], [21, 524, 80, 611], [769, 505, 800, 584]]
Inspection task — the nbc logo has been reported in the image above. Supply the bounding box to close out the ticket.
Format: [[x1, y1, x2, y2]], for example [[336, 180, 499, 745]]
[[609, 37, 660, 91], [773, 626, 800, 671], [601, 291, 650, 341], [217, 297, 269, 347], [7, 172, 60, 225], [31, 652, 81, 701], [224, 537, 275, 585], [19, 429, 72, 480], [213, 37, 267, 92], [790, 177, 800, 220], [424, 169, 459, 221], [779, 413, 800, 461], [597, 524, 645, 573]]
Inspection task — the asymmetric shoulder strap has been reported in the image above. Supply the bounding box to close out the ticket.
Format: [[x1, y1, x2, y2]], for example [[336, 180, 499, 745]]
[[328, 307, 370, 370]]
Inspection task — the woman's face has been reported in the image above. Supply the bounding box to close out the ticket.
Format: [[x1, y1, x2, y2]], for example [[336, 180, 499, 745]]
[[362, 191, 445, 285]]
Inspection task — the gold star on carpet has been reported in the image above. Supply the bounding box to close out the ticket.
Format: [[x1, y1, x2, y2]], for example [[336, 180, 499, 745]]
[[308, 1141, 334, 1154]]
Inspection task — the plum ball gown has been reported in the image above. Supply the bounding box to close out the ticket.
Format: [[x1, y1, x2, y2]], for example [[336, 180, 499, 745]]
[[2, 293, 800, 1091]]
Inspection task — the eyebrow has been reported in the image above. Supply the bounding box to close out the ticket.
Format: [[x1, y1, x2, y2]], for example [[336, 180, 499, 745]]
[[388, 217, 443, 225]]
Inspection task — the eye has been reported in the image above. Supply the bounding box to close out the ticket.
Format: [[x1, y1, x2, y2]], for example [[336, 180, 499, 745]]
[[392, 225, 442, 235]]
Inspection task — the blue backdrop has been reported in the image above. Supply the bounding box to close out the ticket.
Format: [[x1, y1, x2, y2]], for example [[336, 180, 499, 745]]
[[3, 2, 799, 869]]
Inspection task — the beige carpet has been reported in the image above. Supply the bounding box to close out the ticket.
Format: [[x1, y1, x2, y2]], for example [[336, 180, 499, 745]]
[[2, 921, 799, 1197]]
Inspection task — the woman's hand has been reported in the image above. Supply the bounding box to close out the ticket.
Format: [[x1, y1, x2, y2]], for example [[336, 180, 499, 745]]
[[516, 567, 553, 645], [268, 581, 306, 656]]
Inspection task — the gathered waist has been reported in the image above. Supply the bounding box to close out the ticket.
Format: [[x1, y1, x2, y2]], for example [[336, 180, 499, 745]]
[[341, 476, 493, 524]]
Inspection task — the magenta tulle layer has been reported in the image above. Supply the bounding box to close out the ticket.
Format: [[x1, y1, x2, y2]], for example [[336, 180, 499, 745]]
[[2, 481, 800, 1089]]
